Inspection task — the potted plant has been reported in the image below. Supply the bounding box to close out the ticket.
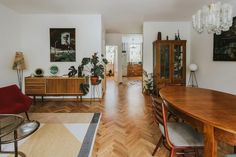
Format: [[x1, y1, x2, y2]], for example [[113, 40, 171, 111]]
[[143, 70, 154, 95], [80, 53, 108, 85]]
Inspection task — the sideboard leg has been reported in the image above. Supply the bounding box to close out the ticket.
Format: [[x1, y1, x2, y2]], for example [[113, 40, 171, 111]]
[[41, 96, 44, 102], [80, 96, 82, 102], [33, 96, 36, 104]]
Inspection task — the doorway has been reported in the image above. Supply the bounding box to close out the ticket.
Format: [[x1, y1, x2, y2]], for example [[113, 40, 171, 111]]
[[122, 34, 143, 80], [105, 45, 117, 81]]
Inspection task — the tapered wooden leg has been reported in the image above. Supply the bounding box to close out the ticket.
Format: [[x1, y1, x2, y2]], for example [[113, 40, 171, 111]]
[[169, 148, 175, 157], [204, 124, 217, 157], [25, 112, 30, 120], [152, 136, 163, 156], [14, 130, 18, 157], [33, 96, 36, 104]]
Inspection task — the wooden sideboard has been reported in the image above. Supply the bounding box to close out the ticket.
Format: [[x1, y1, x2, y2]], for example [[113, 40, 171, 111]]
[[25, 76, 86, 102], [127, 64, 142, 77]]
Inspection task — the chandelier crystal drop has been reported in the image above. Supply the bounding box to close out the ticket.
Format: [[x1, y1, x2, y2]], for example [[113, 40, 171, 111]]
[[192, 1, 233, 35]]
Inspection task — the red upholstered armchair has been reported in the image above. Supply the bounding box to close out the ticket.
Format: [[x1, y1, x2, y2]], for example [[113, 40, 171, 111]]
[[0, 84, 32, 120]]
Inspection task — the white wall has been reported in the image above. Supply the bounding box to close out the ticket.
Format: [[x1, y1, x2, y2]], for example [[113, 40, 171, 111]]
[[20, 14, 102, 76], [105, 33, 123, 83], [18, 14, 102, 97], [0, 4, 20, 87], [143, 22, 191, 79], [0, 9, 103, 97], [191, 0, 236, 94]]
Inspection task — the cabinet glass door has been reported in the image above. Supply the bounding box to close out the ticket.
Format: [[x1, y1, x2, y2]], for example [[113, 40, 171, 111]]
[[160, 44, 170, 80], [173, 44, 184, 81]]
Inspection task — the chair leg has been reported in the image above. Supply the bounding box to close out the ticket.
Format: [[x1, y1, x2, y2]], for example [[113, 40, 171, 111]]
[[25, 112, 30, 120], [167, 113, 172, 120], [169, 148, 175, 157], [152, 135, 163, 156], [234, 146, 236, 153]]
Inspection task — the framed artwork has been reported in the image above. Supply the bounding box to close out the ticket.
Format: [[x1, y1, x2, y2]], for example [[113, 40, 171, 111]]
[[213, 17, 236, 61], [50, 28, 76, 62]]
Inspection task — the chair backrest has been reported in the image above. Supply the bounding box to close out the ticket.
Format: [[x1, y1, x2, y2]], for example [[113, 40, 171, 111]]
[[152, 95, 174, 147], [151, 96, 164, 126], [0, 84, 21, 105]]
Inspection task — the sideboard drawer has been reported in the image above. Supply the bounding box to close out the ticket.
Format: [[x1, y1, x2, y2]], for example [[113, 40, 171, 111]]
[[25, 86, 45, 94], [25, 77, 46, 95]]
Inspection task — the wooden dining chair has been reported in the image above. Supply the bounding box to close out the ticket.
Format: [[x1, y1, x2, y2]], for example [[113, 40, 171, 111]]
[[152, 96, 204, 156], [152, 96, 182, 156], [151, 96, 167, 156]]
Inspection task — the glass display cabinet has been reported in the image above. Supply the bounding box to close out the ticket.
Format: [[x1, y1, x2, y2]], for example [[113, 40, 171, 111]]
[[153, 40, 186, 91]]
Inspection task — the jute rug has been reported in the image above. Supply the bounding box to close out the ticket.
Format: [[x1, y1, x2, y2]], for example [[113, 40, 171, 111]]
[[1, 113, 101, 157]]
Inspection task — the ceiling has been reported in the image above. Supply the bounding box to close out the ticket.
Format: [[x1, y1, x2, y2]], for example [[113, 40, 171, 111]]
[[0, 0, 220, 33]]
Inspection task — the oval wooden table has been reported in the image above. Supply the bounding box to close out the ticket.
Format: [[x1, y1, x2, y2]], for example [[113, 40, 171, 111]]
[[159, 86, 236, 157]]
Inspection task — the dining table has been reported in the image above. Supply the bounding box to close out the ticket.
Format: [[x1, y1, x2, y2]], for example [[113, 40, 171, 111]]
[[159, 86, 236, 157]]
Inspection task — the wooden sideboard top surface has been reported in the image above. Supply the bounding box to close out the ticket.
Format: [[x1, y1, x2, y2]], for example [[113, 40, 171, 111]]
[[25, 76, 85, 79]]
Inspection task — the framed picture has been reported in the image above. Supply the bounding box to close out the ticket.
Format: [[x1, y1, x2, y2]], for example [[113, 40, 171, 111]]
[[50, 28, 76, 62], [213, 17, 236, 61]]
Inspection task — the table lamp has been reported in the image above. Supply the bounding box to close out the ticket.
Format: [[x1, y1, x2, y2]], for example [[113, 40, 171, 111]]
[[12, 52, 26, 91], [188, 63, 198, 87]]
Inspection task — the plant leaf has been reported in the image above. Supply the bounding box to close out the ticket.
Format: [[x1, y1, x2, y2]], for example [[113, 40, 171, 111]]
[[82, 58, 90, 65]]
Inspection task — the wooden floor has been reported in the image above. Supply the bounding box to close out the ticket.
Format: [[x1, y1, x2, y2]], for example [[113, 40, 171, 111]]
[[29, 78, 232, 157]]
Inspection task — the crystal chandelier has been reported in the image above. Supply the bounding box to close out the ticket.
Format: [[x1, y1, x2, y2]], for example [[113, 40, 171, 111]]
[[192, 1, 233, 35]]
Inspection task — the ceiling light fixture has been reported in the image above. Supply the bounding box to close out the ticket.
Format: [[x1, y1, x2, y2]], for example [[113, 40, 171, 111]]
[[192, 1, 233, 35]]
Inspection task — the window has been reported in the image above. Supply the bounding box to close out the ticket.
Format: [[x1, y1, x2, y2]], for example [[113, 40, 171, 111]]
[[129, 44, 142, 63]]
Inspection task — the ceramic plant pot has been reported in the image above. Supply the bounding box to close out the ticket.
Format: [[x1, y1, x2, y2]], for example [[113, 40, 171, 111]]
[[91, 76, 99, 85]]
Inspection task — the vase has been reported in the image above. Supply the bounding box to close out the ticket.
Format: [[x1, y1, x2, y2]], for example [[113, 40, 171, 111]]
[[157, 32, 162, 40]]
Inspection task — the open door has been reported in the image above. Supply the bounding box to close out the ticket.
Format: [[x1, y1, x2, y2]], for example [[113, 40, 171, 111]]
[[105, 45, 117, 81]]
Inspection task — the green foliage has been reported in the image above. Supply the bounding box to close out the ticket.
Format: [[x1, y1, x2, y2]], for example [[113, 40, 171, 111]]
[[80, 83, 90, 95], [80, 53, 108, 85], [82, 58, 90, 65], [143, 70, 154, 95]]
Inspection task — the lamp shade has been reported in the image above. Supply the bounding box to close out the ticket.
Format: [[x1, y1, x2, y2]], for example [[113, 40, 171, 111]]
[[12, 52, 26, 70], [189, 64, 198, 71]]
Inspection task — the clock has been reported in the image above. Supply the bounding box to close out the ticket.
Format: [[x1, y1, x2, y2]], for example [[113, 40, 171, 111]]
[[34, 68, 44, 77]]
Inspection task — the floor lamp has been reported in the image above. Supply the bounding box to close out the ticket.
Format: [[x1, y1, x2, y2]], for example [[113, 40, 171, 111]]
[[12, 52, 26, 91], [188, 64, 198, 87]]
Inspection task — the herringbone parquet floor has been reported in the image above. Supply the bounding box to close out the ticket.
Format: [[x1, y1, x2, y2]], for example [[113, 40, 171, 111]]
[[29, 78, 232, 157]]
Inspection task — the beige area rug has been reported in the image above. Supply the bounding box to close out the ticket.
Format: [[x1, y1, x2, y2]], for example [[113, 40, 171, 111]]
[[1, 113, 101, 157]]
